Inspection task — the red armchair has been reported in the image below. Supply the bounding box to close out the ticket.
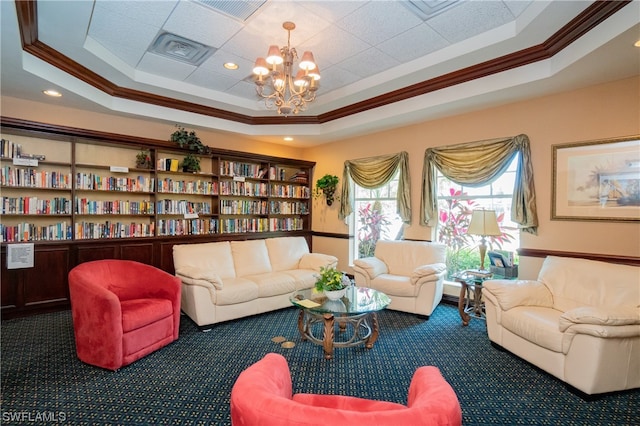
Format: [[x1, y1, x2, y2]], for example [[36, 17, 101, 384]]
[[69, 259, 181, 370], [231, 353, 462, 425]]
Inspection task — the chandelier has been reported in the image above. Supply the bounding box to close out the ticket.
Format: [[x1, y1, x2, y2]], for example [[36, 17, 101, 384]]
[[253, 22, 320, 116]]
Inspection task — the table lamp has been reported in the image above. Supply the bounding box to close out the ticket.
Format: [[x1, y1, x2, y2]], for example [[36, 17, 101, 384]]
[[467, 209, 502, 271]]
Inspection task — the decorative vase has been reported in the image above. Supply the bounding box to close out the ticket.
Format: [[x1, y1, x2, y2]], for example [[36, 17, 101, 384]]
[[324, 287, 346, 301], [323, 187, 336, 206]]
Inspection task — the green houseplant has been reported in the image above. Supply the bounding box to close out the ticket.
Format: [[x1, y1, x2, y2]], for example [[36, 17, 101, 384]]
[[181, 153, 201, 173], [314, 266, 350, 300], [170, 125, 210, 155], [315, 174, 339, 206], [135, 149, 152, 169]]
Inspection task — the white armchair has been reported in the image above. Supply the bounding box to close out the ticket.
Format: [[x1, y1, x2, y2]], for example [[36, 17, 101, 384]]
[[353, 240, 446, 317], [483, 256, 640, 396]]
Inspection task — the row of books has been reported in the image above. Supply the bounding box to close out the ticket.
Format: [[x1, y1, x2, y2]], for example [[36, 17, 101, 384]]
[[0, 222, 72, 242], [157, 219, 218, 236], [270, 184, 311, 199], [157, 178, 218, 195], [75, 199, 154, 215], [156, 200, 211, 215], [269, 217, 305, 231], [220, 218, 270, 233], [157, 158, 181, 172], [220, 199, 268, 215], [1, 167, 72, 188], [269, 201, 309, 215], [2, 197, 71, 215], [74, 222, 155, 239], [76, 174, 155, 192], [0, 139, 23, 159], [219, 161, 264, 178], [219, 181, 269, 197]]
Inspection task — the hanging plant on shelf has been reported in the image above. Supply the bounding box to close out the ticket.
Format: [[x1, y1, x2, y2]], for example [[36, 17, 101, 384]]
[[314, 174, 339, 206], [135, 149, 152, 169], [181, 153, 201, 173], [170, 125, 211, 155]]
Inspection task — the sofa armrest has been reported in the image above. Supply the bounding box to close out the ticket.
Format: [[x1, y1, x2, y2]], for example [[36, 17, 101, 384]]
[[299, 253, 338, 271], [175, 265, 223, 290], [353, 257, 388, 280], [559, 306, 640, 332], [411, 263, 446, 285], [483, 280, 553, 311]]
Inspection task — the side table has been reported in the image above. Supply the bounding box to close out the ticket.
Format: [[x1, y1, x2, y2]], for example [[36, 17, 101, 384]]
[[453, 272, 501, 326]]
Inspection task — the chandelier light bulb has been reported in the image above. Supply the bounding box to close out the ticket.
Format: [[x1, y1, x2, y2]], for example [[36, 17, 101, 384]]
[[253, 57, 269, 76], [298, 51, 316, 71], [266, 45, 283, 65], [294, 70, 308, 88]]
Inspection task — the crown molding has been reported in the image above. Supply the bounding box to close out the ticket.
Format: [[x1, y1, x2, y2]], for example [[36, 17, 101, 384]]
[[15, 0, 630, 126]]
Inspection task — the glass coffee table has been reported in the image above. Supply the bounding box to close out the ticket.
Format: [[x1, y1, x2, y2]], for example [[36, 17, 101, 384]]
[[290, 286, 391, 359]]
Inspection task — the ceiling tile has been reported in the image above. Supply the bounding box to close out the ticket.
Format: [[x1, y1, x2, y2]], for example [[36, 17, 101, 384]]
[[298, 1, 368, 22], [137, 52, 197, 81], [336, 47, 400, 79], [426, 1, 516, 44], [185, 67, 239, 92], [377, 23, 450, 63], [88, 5, 163, 67], [302, 26, 372, 67], [163, 1, 243, 48], [93, 0, 178, 27], [318, 65, 362, 94], [335, 1, 423, 46]]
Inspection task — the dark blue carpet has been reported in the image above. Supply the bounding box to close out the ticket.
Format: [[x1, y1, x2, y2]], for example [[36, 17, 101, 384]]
[[1, 304, 638, 425]]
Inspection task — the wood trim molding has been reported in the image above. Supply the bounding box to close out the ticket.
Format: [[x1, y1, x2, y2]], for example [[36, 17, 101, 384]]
[[14, 1, 630, 126], [312, 232, 350, 240], [517, 248, 640, 267]]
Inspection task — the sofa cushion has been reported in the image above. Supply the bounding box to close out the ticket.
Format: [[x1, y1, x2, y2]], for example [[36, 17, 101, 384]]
[[173, 241, 236, 279], [374, 240, 446, 276], [231, 240, 272, 277], [292, 393, 407, 411], [283, 269, 318, 290], [121, 299, 173, 332], [245, 272, 296, 298], [366, 274, 417, 297], [215, 278, 260, 305], [265, 237, 309, 271], [501, 306, 565, 353], [538, 256, 640, 312]]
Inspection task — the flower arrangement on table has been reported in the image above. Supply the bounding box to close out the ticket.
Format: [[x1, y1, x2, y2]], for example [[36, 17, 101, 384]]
[[314, 266, 351, 300]]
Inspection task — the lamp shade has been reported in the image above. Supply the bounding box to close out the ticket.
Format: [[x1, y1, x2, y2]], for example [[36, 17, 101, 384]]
[[252, 57, 269, 76], [298, 51, 316, 71], [467, 210, 501, 236], [266, 45, 283, 65]]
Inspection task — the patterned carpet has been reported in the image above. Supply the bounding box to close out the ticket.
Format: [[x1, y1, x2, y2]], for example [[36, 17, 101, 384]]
[[1, 303, 638, 425]]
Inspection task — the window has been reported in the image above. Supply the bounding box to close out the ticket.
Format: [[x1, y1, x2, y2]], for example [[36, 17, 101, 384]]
[[436, 155, 520, 276], [352, 171, 404, 260]]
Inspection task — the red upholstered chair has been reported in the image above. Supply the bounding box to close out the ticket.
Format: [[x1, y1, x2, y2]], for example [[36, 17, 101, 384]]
[[231, 353, 462, 426], [69, 259, 181, 370]]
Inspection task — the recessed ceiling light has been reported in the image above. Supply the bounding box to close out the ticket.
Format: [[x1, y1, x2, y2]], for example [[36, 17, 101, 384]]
[[43, 89, 62, 97], [635, 40, 640, 47], [284, 137, 293, 141], [224, 62, 239, 70]]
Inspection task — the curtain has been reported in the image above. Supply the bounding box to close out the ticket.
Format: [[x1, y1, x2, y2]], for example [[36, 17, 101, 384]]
[[339, 151, 411, 223], [420, 134, 538, 234]]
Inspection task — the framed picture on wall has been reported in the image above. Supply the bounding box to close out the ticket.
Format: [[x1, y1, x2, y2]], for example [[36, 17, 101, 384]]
[[552, 135, 640, 222]]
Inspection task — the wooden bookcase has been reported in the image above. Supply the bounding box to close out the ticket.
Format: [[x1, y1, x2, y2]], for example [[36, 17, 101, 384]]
[[0, 117, 315, 318]]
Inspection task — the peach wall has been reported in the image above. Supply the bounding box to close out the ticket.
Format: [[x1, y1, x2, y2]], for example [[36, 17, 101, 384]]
[[304, 77, 640, 269], [2, 77, 639, 275]]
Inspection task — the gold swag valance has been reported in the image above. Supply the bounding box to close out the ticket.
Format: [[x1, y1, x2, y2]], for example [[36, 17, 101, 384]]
[[420, 134, 538, 234], [339, 151, 411, 223]]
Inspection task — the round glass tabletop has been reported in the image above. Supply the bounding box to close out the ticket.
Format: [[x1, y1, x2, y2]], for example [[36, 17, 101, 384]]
[[290, 286, 390, 315]]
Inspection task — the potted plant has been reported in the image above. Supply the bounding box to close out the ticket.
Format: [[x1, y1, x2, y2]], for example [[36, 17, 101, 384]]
[[315, 174, 339, 206], [181, 153, 201, 173], [314, 266, 350, 300], [135, 149, 152, 169], [170, 125, 210, 154]]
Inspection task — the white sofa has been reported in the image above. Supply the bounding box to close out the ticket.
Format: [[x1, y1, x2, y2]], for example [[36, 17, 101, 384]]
[[173, 237, 337, 329], [483, 256, 640, 395], [353, 240, 447, 317]]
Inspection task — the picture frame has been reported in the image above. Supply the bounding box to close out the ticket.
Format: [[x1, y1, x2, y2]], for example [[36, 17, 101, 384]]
[[552, 136, 640, 222]]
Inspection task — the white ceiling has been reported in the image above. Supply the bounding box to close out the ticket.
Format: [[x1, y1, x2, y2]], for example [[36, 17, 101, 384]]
[[1, 0, 639, 147]]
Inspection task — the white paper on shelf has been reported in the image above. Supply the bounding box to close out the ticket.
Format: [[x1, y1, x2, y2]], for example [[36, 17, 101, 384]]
[[13, 158, 38, 167], [110, 166, 129, 173]]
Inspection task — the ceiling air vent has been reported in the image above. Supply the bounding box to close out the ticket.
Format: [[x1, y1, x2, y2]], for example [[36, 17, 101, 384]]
[[194, 0, 266, 22], [148, 32, 215, 66], [402, 0, 462, 21]]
